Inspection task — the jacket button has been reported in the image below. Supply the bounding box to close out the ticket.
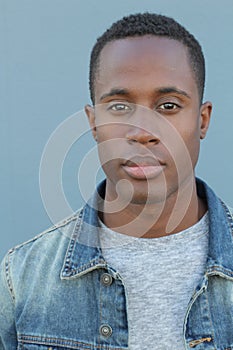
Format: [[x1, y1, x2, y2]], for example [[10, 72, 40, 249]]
[[101, 273, 113, 286], [100, 324, 113, 337]]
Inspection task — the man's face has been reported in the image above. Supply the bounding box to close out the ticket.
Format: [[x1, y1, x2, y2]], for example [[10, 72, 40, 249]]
[[85, 36, 211, 204]]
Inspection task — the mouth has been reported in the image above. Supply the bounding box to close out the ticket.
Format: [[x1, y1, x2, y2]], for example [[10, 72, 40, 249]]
[[122, 156, 165, 180]]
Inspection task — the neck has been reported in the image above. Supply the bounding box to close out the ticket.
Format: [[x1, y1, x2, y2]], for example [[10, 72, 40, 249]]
[[101, 177, 207, 238]]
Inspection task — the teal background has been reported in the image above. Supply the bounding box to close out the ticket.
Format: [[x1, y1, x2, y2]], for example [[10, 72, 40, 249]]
[[1, 0, 233, 259]]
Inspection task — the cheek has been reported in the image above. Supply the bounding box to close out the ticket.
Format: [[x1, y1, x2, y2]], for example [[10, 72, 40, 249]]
[[96, 133, 125, 177], [100, 158, 122, 185], [180, 123, 201, 166], [163, 116, 200, 171], [96, 124, 128, 161], [96, 123, 126, 141]]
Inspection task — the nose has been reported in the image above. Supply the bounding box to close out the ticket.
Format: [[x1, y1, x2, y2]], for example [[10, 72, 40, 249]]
[[126, 110, 160, 145], [126, 127, 159, 145]]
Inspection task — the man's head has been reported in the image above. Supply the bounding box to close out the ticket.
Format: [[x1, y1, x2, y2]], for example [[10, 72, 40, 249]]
[[85, 12, 212, 210], [89, 12, 205, 104]]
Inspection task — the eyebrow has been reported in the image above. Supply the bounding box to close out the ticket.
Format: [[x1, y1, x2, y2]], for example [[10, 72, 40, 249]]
[[99, 86, 191, 102], [100, 88, 129, 101], [157, 87, 191, 99]]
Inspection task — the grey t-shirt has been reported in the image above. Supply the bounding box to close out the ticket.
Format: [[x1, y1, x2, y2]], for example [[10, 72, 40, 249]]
[[99, 212, 209, 350]]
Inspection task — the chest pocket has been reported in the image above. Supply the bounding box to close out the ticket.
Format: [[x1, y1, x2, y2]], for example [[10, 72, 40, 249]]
[[18, 344, 93, 350], [18, 338, 95, 350], [19, 346, 72, 350]]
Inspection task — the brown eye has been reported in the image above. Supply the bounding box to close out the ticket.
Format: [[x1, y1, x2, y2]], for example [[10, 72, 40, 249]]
[[106, 102, 133, 115], [159, 102, 178, 110], [110, 103, 130, 111]]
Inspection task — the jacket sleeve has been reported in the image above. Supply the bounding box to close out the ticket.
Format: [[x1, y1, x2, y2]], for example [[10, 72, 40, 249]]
[[0, 254, 18, 349]]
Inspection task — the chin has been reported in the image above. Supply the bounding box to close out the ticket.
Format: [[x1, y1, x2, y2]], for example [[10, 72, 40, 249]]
[[130, 195, 165, 206], [127, 186, 166, 205]]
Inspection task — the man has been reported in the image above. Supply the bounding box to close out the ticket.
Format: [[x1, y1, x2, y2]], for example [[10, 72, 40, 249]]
[[1, 12, 233, 350]]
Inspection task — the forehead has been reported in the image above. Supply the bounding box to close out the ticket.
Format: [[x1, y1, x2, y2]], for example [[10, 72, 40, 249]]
[[100, 35, 188, 62], [95, 36, 197, 100]]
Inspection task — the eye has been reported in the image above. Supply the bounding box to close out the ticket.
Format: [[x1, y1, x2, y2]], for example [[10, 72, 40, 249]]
[[108, 103, 131, 111], [106, 102, 133, 116], [158, 102, 180, 111]]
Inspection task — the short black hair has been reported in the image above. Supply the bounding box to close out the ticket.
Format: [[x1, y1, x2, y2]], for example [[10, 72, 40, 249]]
[[89, 12, 205, 104]]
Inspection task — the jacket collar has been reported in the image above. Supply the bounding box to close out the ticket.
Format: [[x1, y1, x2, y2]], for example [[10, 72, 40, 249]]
[[196, 178, 233, 278], [61, 180, 108, 279], [61, 178, 233, 280]]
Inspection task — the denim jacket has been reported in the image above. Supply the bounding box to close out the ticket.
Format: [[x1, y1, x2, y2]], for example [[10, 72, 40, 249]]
[[1, 178, 233, 350]]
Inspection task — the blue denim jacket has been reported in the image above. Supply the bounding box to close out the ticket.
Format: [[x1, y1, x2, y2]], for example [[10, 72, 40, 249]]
[[1, 178, 233, 350]]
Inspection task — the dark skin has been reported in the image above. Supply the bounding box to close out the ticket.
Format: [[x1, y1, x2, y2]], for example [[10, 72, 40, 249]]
[[85, 36, 212, 238]]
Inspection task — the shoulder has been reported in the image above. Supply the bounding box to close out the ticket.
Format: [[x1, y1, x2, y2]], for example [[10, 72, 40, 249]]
[[0, 210, 84, 298], [0, 210, 83, 308], [1, 210, 81, 272]]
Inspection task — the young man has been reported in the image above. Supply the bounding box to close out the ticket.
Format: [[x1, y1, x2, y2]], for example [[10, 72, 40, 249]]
[[1, 12, 233, 350]]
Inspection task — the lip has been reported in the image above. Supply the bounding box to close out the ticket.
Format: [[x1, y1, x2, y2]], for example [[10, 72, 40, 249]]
[[122, 156, 165, 180]]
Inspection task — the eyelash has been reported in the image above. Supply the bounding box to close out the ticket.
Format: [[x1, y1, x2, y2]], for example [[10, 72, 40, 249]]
[[158, 102, 180, 110], [108, 103, 131, 111]]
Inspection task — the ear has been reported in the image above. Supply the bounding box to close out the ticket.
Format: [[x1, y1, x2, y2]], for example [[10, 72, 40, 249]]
[[199, 101, 212, 140], [85, 104, 97, 141]]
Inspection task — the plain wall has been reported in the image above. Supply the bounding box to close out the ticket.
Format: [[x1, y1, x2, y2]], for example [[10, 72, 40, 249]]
[[1, 0, 233, 260]]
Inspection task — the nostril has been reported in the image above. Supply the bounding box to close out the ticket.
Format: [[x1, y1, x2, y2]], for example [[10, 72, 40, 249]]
[[149, 139, 159, 143], [127, 138, 138, 144], [127, 138, 159, 145], [126, 129, 160, 144]]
